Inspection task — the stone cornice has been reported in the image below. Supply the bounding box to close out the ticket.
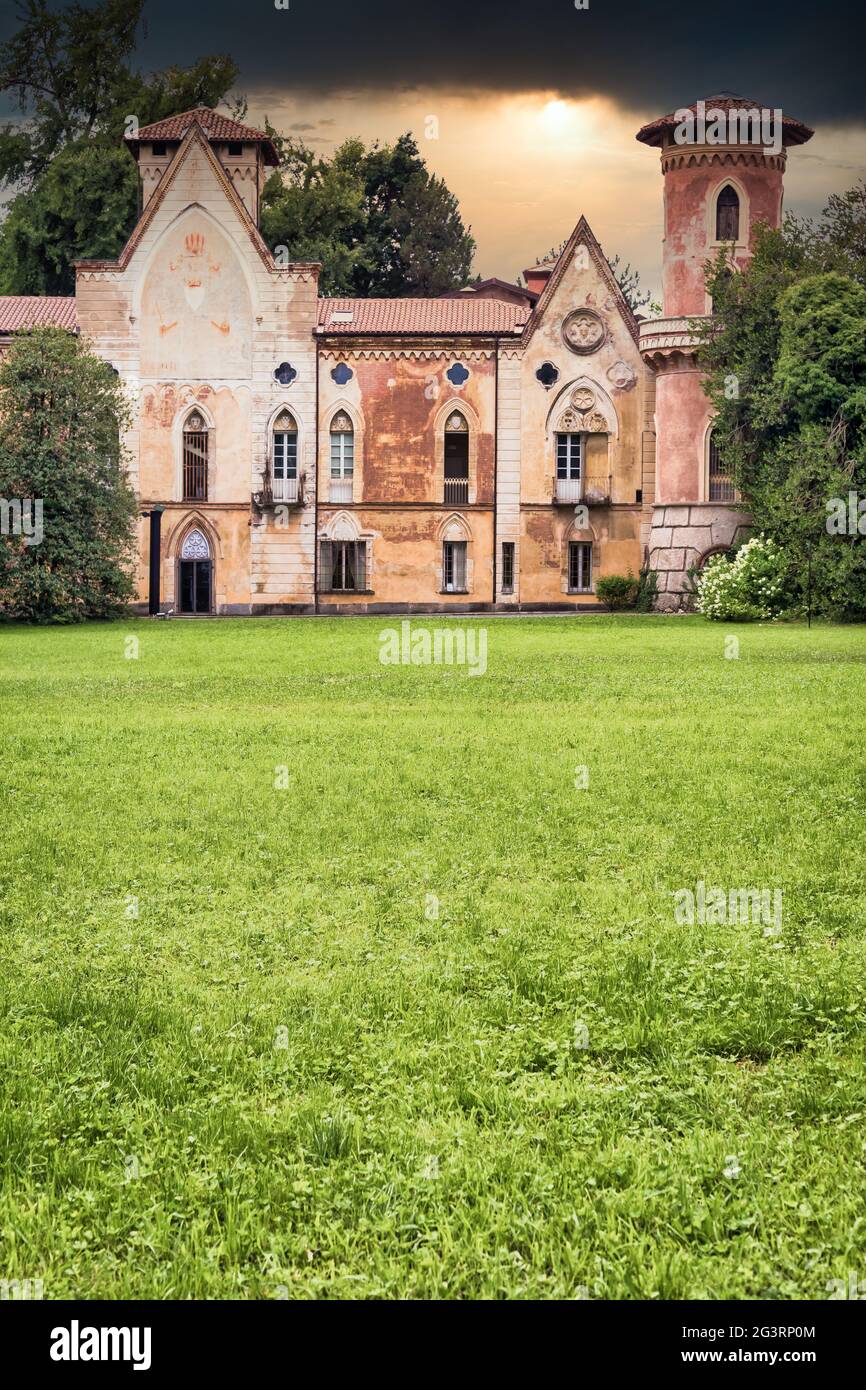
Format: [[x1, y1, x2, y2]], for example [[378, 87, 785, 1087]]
[[660, 145, 787, 173], [639, 315, 710, 365], [316, 344, 498, 360]]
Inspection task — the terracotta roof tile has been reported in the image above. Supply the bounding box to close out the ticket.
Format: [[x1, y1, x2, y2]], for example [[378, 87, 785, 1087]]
[[0, 297, 78, 333], [129, 107, 279, 165], [317, 297, 525, 336], [636, 95, 813, 147]]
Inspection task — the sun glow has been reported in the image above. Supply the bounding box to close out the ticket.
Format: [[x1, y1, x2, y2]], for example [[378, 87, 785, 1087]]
[[541, 98, 572, 134]]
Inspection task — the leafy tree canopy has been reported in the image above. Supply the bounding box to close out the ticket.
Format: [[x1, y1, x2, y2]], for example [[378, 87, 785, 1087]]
[[261, 132, 475, 297], [0, 0, 241, 291], [697, 186, 866, 618], [0, 327, 139, 621]]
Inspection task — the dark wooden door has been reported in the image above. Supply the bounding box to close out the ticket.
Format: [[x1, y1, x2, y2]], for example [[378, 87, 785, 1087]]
[[179, 559, 212, 614]]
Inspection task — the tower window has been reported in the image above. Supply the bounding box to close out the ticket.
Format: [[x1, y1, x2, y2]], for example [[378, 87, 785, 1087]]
[[227, 142, 244, 157], [715, 185, 740, 242], [708, 430, 737, 502], [151, 142, 167, 157]]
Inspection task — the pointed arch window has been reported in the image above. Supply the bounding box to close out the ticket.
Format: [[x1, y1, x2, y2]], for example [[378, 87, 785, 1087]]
[[272, 410, 298, 502], [707, 429, 737, 502], [330, 410, 354, 502], [182, 412, 209, 501], [444, 410, 469, 505], [715, 185, 740, 242]]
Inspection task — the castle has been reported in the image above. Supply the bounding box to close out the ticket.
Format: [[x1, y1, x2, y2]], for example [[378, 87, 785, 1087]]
[[0, 96, 813, 613]]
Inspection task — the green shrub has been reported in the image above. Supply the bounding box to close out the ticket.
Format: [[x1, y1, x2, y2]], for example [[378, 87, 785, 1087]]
[[635, 565, 659, 613], [695, 534, 789, 621], [595, 573, 639, 611]]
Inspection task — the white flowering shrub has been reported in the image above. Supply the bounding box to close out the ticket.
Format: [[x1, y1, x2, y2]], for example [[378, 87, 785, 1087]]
[[695, 534, 789, 621]]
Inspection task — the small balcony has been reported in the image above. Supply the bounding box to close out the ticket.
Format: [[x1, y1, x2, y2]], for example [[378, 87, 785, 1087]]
[[329, 477, 353, 503], [554, 476, 582, 505], [554, 475, 612, 506], [253, 465, 304, 511], [444, 478, 469, 506]]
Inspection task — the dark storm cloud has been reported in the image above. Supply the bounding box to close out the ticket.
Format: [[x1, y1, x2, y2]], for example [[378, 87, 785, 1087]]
[[124, 0, 864, 127]]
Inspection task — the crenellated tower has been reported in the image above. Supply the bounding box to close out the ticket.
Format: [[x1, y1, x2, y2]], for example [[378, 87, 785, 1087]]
[[636, 96, 813, 608]]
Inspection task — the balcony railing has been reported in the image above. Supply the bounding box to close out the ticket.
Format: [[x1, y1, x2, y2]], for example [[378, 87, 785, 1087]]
[[271, 475, 300, 504], [444, 478, 469, 505], [584, 474, 612, 506], [253, 465, 304, 511], [329, 476, 353, 503], [554, 475, 612, 505], [554, 476, 582, 504]]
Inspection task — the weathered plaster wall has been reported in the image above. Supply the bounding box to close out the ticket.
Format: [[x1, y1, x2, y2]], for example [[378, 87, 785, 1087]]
[[317, 348, 496, 506], [516, 229, 649, 603], [76, 129, 320, 613]]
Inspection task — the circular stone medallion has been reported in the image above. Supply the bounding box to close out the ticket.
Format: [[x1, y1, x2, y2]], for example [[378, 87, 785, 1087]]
[[570, 387, 596, 412], [562, 309, 606, 355]]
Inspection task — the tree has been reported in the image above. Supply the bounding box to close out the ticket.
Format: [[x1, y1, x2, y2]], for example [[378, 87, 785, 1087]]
[[696, 195, 866, 619], [0, 0, 241, 291], [0, 144, 138, 294], [261, 133, 475, 297], [0, 327, 138, 621]]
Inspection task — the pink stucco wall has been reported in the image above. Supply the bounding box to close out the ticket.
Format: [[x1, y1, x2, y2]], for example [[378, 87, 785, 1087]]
[[663, 162, 784, 317]]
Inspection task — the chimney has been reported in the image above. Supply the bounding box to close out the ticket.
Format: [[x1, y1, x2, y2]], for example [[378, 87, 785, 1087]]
[[523, 264, 554, 298]]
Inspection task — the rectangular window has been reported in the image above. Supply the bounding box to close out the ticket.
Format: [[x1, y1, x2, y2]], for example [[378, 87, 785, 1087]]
[[227, 142, 244, 157], [443, 540, 467, 593], [319, 540, 367, 592], [272, 432, 297, 480], [182, 430, 208, 501], [330, 432, 354, 478], [151, 142, 166, 157], [568, 541, 592, 594], [556, 433, 583, 479], [501, 542, 515, 594]]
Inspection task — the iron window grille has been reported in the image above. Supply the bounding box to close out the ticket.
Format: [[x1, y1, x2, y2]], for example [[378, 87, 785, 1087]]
[[568, 541, 593, 593]]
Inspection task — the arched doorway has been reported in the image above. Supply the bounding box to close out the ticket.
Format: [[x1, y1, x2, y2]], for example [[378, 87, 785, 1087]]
[[178, 528, 213, 614]]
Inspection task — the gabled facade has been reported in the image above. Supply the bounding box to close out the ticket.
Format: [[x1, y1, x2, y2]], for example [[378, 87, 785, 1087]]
[[0, 97, 813, 614]]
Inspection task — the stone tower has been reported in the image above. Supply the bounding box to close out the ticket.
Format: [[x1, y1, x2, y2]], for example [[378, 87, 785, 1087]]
[[126, 107, 279, 224], [636, 96, 813, 608]]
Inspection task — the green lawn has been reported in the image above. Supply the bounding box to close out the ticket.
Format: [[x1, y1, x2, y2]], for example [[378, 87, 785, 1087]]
[[1, 614, 865, 1300]]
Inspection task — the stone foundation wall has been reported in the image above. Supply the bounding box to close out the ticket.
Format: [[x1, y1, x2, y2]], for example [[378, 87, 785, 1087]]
[[648, 503, 752, 611]]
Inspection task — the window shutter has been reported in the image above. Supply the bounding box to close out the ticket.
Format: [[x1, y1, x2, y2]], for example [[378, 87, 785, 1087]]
[[320, 540, 332, 591], [355, 541, 367, 591], [455, 542, 466, 591]]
